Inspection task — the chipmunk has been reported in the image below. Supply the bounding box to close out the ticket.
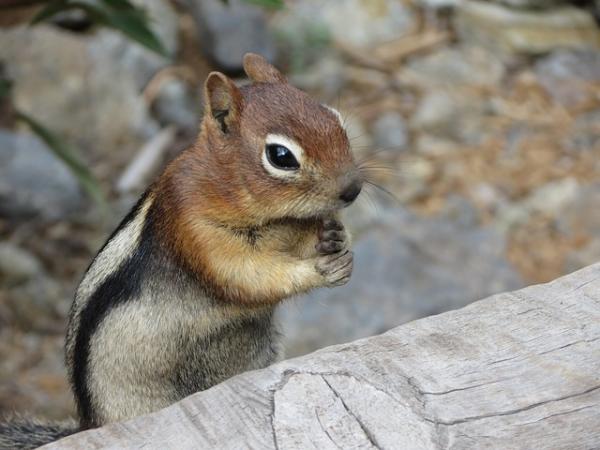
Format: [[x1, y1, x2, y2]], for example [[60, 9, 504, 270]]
[[0, 53, 362, 449]]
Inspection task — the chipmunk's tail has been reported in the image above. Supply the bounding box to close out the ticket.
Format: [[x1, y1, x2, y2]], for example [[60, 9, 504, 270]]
[[0, 416, 79, 449]]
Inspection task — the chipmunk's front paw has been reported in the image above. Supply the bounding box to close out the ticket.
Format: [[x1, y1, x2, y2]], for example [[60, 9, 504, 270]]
[[313, 218, 353, 287], [316, 219, 348, 255], [316, 250, 353, 287]]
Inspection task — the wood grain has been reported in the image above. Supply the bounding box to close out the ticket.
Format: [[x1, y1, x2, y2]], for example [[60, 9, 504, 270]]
[[43, 263, 600, 449]]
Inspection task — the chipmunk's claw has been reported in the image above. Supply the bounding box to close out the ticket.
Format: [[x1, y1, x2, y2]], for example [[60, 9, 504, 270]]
[[316, 219, 347, 255], [316, 250, 353, 287], [314, 219, 352, 286]]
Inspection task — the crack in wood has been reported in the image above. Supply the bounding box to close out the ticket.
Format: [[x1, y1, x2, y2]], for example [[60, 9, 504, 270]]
[[516, 405, 597, 426], [314, 408, 343, 450], [568, 276, 600, 293], [538, 337, 600, 355], [419, 378, 513, 396], [424, 384, 600, 426], [320, 376, 380, 450]]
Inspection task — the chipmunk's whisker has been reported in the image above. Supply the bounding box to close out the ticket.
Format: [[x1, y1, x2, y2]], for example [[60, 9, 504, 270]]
[[364, 180, 400, 204]]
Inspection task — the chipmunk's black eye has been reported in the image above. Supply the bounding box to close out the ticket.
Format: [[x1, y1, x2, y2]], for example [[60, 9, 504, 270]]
[[266, 144, 300, 170]]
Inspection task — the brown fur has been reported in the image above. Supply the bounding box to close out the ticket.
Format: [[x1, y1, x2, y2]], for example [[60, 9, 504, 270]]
[[150, 54, 358, 306]]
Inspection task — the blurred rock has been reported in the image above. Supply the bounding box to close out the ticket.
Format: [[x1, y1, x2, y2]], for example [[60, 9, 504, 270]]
[[272, 0, 415, 50], [566, 109, 600, 152], [412, 91, 455, 133], [5, 276, 65, 332], [371, 111, 409, 152], [566, 238, 600, 273], [401, 45, 505, 89], [391, 156, 436, 203], [344, 114, 373, 162], [281, 206, 523, 356], [415, 0, 462, 9], [415, 134, 460, 156], [496, 178, 581, 231], [535, 49, 600, 108], [323, 0, 415, 48], [0, 25, 160, 163], [152, 79, 201, 132], [0, 243, 41, 285], [455, 1, 600, 56], [524, 178, 580, 217], [187, 0, 276, 72], [561, 184, 600, 272], [441, 194, 480, 227], [0, 331, 74, 420], [494, 0, 566, 8], [559, 183, 600, 237], [411, 90, 486, 144], [116, 126, 177, 194], [290, 54, 346, 99], [0, 242, 67, 332], [93, 0, 179, 90], [0, 130, 82, 220], [410, 88, 493, 144]]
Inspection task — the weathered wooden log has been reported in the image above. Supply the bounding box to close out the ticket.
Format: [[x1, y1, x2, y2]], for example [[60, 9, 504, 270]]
[[44, 263, 600, 449]]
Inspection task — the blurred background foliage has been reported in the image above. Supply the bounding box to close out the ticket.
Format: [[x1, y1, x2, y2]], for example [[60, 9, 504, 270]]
[[0, 0, 599, 421]]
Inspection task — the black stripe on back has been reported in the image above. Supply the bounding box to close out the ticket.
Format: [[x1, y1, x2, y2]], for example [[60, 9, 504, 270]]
[[71, 192, 156, 428]]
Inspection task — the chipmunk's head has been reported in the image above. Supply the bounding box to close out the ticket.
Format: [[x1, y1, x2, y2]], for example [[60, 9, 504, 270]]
[[199, 53, 361, 224]]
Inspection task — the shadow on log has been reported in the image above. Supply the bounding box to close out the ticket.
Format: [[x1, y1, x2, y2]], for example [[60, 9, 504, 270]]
[[43, 263, 600, 449]]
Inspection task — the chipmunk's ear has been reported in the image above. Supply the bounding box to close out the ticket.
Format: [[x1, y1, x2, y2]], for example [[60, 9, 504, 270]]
[[243, 53, 286, 84], [204, 72, 242, 134]]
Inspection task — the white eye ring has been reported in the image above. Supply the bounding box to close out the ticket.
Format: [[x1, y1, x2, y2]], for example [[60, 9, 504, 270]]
[[262, 134, 304, 179]]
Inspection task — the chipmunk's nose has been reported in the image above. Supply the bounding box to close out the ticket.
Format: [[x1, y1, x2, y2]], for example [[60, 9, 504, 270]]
[[339, 179, 362, 204]]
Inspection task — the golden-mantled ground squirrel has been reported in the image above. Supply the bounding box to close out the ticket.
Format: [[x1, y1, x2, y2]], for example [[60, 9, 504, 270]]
[[0, 53, 362, 449]]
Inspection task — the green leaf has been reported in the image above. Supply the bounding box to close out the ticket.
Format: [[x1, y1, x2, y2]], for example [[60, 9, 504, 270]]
[[102, 7, 169, 57], [30, 0, 70, 25], [15, 110, 107, 210], [0, 78, 12, 99], [101, 0, 138, 11], [242, 0, 284, 9], [30, 0, 169, 57]]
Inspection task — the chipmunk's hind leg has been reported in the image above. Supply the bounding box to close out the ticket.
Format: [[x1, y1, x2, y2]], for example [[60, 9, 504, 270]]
[[0, 416, 78, 449]]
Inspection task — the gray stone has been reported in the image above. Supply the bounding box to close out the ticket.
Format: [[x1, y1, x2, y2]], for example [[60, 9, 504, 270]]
[[152, 79, 201, 132], [187, 0, 276, 72], [0, 130, 82, 220], [401, 45, 505, 89], [319, 0, 415, 48], [566, 238, 600, 274], [566, 109, 600, 151], [414, 0, 462, 9], [523, 178, 580, 217], [535, 49, 600, 107], [271, 0, 415, 50], [559, 184, 600, 274], [0, 25, 160, 161], [5, 275, 65, 331], [371, 111, 409, 151], [290, 54, 346, 99], [0, 241, 68, 331], [411, 90, 486, 144], [92, 0, 179, 90], [280, 206, 523, 356], [455, 1, 600, 56], [496, 178, 581, 231], [415, 134, 460, 156], [411, 90, 456, 133], [0, 243, 41, 285]]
